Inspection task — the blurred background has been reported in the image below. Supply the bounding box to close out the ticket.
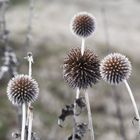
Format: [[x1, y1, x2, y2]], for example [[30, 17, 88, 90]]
[[0, 0, 140, 140]]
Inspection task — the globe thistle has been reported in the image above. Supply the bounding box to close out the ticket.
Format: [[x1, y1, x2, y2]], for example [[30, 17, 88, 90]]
[[100, 53, 132, 85], [63, 48, 100, 89], [7, 74, 39, 105], [70, 12, 95, 38]]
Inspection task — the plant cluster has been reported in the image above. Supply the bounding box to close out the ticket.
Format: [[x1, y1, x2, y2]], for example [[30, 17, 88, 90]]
[[7, 53, 39, 140], [0, 1, 140, 139], [0, 0, 40, 140], [58, 11, 140, 140]]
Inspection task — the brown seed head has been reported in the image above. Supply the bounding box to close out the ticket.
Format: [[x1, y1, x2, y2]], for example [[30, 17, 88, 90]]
[[63, 48, 100, 89], [71, 12, 95, 38], [7, 74, 39, 105], [100, 53, 132, 85]]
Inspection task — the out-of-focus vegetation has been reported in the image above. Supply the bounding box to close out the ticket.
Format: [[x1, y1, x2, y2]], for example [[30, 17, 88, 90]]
[[10, 0, 28, 5]]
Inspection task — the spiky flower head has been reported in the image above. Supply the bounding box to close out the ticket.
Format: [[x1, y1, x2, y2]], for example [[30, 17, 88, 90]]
[[7, 74, 39, 105], [63, 48, 100, 89], [100, 53, 132, 85], [70, 12, 95, 38]]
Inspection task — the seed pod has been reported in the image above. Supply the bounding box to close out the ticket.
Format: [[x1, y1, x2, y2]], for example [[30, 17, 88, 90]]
[[7, 74, 39, 105], [100, 53, 132, 85], [63, 48, 100, 89], [71, 12, 95, 38]]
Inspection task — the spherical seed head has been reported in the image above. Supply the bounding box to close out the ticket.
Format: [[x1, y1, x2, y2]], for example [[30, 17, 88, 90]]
[[63, 48, 100, 89], [7, 74, 39, 105], [71, 12, 95, 38], [100, 53, 132, 85]]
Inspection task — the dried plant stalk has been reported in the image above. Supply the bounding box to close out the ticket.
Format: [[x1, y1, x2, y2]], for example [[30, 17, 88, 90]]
[[72, 88, 80, 140], [85, 91, 95, 140], [21, 103, 26, 140], [25, 52, 34, 140], [124, 80, 140, 131], [81, 38, 85, 56], [28, 107, 33, 140]]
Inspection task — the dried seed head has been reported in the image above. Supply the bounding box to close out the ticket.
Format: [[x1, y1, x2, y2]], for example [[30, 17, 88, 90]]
[[7, 74, 39, 105], [63, 48, 100, 89], [71, 12, 95, 38], [100, 53, 132, 85]]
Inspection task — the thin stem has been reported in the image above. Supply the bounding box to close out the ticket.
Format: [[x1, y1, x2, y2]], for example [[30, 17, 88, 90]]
[[81, 38, 85, 56], [25, 0, 35, 136], [23, 51, 33, 76], [24, 53, 33, 133], [24, 52, 34, 139], [28, 54, 33, 77], [27, 107, 33, 140], [24, 52, 33, 77], [21, 103, 26, 140], [124, 80, 140, 131], [85, 91, 95, 140], [26, 52, 34, 139], [72, 88, 80, 140], [76, 88, 80, 99]]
